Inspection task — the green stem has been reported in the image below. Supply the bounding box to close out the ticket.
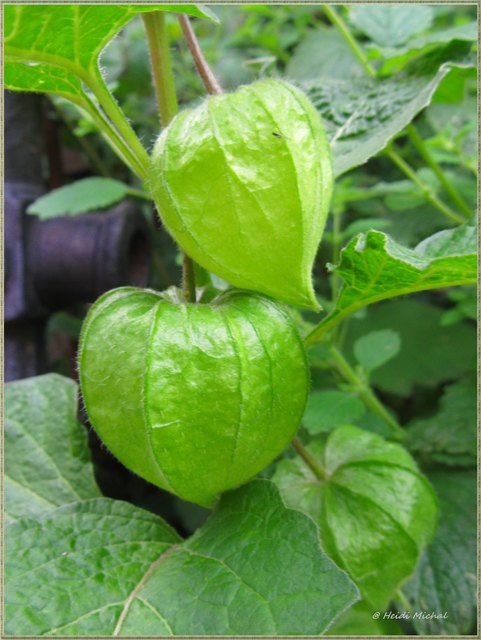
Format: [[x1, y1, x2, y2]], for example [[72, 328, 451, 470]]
[[385, 146, 466, 225], [323, 5, 376, 77], [292, 437, 327, 481], [329, 345, 405, 441], [142, 10, 196, 301], [406, 124, 472, 219], [126, 187, 152, 201], [88, 74, 150, 180], [82, 96, 146, 179], [182, 254, 197, 303], [142, 13, 179, 126]]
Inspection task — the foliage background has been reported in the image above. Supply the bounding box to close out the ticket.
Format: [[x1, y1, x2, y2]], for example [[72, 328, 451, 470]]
[[5, 4, 477, 637]]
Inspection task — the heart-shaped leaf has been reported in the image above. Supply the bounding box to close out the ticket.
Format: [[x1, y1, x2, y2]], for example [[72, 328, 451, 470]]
[[273, 425, 438, 609], [5, 480, 359, 635]]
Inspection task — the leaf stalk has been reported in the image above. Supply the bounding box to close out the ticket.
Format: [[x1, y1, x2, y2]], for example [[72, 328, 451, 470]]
[[329, 345, 405, 441], [406, 124, 473, 219], [385, 146, 466, 225], [178, 14, 223, 95], [142, 13, 179, 127], [142, 11, 197, 301], [292, 437, 327, 481]]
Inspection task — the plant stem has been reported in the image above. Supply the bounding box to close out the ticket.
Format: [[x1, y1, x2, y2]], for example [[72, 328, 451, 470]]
[[323, 5, 376, 77], [81, 95, 146, 179], [88, 75, 150, 180], [142, 13, 178, 127], [182, 254, 197, 302], [406, 124, 472, 219], [142, 10, 196, 301], [329, 345, 405, 441], [178, 14, 223, 95], [126, 187, 152, 201], [385, 146, 466, 225], [292, 437, 327, 481]]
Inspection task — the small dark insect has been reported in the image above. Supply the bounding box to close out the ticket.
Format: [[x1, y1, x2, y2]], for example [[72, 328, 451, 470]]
[[272, 131, 284, 138]]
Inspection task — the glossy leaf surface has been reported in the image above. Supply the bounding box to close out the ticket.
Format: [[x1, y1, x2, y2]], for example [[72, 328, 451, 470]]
[[273, 426, 438, 609], [5, 481, 359, 635], [306, 226, 477, 344], [149, 79, 333, 309], [5, 374, 99, 524], [79, 287, 309, 506]]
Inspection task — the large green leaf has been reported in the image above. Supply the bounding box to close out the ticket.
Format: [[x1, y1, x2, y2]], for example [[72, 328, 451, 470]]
[[273, 426, 438, 609], [349, 5, 434, 48], [305, 226, 477, 345], [5, 480, 359, 635], [406, 376, 476, 467], [303, 43, 474, 175], [5, 374, 100, 524], [399, 470, 476, 634], [4, 4, 217, 106], [327, 601, 403, 636]]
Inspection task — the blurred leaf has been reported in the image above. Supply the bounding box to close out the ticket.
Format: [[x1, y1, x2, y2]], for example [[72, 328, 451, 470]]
[[5, 374, 99, 524], [406, 376, 476, 467], [327, 601, 403, 636], [303, 390, 365, 434], [344, 300, 477, 396], [373, 21, 477, 63], [286, 26, 364, 82], [354, 329, 401, 372], [304, 42, 473, 175], [441, 286, 477, 326], [400, 469, 476, 634], [349, 5, 433, 48], [306, 226, 477, 343], [341, 218, 392, 240], [273, 426, 438, 609], [27, 178, 132, 218], [416, 223, 477, 256], [5, 480, 359, 635]]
